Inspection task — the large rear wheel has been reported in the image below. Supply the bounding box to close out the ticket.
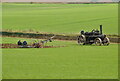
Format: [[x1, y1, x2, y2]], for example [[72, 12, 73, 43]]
[[94, 38, 102, 46], [103, 37, 110, 46], [77, 35, 86, 45]]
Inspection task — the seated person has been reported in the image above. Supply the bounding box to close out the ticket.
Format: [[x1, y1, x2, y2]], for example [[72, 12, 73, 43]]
[[80, 31, 84, 35], [17, 40, 22, 45], [95, 29, 99, 33], [94, 29, 100, 35], [23, 41, 27, 45]]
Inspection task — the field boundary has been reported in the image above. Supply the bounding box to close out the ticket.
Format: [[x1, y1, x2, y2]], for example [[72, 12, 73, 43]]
[[1, 31, 120, 43]]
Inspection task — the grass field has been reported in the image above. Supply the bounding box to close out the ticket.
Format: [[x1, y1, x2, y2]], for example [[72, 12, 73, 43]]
[[2, 37, 118, 79], [2, 3, 118, 79], [2, 3, 118, 35]]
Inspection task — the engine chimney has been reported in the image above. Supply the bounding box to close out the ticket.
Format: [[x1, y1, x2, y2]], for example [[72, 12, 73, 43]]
[[100, 25, 102, 34]]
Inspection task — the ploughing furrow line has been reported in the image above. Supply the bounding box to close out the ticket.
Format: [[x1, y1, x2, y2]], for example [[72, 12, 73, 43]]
[[1, 44, 65, 48], [0, 31, 120, 43]]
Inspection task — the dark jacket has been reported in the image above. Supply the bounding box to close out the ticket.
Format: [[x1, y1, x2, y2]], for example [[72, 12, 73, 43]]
[[23, 41, 27, 45], [18, 41, 22, 45]]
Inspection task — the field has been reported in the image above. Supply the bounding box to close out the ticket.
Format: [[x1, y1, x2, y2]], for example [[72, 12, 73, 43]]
[[2, 37, 118, 79], [2, 3, 118, 35], [2, 3, 118, 79]]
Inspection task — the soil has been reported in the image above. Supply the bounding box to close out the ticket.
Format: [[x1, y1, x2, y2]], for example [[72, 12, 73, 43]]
[[1, 44, 65, 48]]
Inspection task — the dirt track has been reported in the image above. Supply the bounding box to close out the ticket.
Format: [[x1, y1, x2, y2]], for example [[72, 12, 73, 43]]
[[1, 44, 65, 48]]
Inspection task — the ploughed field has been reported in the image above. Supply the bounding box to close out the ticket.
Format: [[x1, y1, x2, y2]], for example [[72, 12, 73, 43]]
[[2, 3, 118, 35], [2, 37, 118, 79]]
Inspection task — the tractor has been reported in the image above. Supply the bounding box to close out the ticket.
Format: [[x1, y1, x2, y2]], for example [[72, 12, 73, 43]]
[[77, 25, 110, 46]]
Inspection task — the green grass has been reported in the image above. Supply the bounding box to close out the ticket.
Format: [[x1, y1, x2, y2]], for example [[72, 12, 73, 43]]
[[2, 3, 118, 35], [2, 3, 118, 79], [2, 37, 118, 79], [2, 37, 75, 46]]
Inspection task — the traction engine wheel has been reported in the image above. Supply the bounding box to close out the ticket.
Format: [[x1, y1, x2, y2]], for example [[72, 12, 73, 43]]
[[77, 35, 86, 45], [94, 38, 102, 46], [103, 37, 110, 46]]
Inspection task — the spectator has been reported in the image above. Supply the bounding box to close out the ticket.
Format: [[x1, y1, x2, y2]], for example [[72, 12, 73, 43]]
[[17, 40, 22, 45]]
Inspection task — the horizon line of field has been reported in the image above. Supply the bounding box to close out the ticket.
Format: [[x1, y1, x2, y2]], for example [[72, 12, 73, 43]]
[[1, 31, 120, 43]]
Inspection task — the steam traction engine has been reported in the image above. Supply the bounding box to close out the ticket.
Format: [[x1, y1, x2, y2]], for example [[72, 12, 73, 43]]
[[77, 25, 110, 46]]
